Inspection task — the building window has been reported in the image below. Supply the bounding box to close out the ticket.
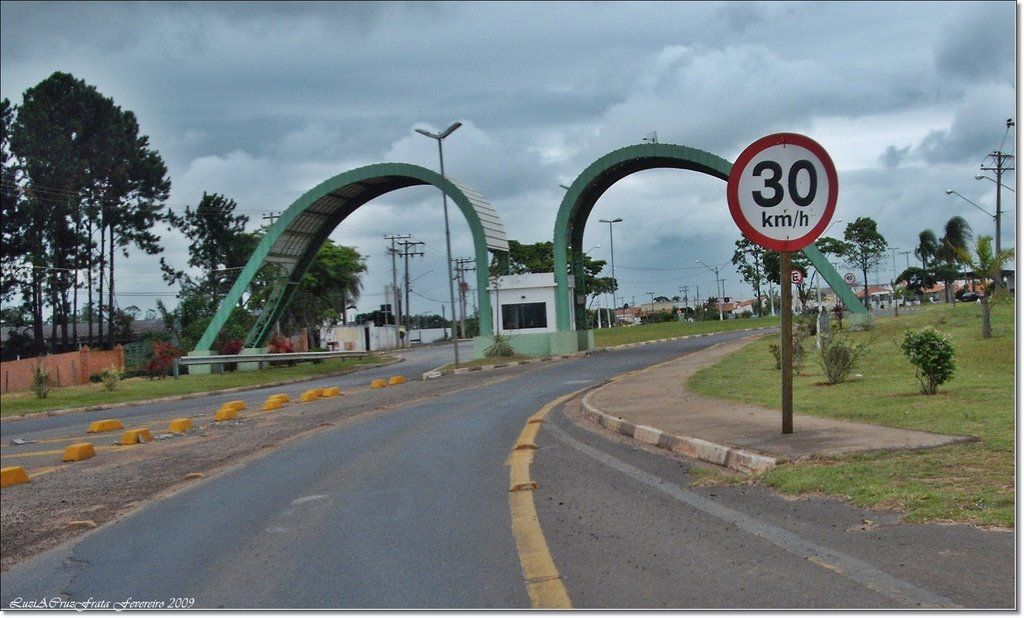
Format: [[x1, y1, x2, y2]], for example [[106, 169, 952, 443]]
[[502, 302, 547, 330]]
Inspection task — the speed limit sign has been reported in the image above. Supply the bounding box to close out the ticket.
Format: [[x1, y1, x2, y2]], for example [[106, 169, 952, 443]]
[[727, 133, 838, 252], [843, 272, 857, 285]]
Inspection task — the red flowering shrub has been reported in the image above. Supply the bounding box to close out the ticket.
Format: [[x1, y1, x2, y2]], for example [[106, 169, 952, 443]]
[[146, 341, 184, 379], [268, 335, 294, 354], [218, 339, 244, 355]]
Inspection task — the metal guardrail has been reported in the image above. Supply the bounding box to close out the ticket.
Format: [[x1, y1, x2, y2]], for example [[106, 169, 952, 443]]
[[173, 350, 376, 378]]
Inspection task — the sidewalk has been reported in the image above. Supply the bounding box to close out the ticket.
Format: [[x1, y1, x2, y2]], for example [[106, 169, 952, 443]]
[[581, 335, 973, 473]]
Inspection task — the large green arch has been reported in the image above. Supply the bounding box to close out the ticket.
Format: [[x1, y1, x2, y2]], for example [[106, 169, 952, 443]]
[[193, 163, 508, 353], [553, 143, 865, 333]]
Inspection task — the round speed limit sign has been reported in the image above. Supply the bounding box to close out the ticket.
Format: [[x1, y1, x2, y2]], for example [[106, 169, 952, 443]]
[[843, 272, 857, 285], [727, 133, 838, 252]]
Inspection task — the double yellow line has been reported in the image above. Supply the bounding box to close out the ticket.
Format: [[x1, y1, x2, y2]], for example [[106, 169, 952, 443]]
[[506, 389, 584, 609]]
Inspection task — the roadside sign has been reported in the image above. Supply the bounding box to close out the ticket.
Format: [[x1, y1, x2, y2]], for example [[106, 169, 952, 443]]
[[791, 270, 803, 285], [727, 133, 839, 252], [843, 272, 857, 285]]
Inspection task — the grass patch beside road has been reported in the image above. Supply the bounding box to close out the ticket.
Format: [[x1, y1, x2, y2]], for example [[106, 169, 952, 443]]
[[0, 356, 393, 418], [593, 316, 779, 348], [688, 301, 1014, 527]]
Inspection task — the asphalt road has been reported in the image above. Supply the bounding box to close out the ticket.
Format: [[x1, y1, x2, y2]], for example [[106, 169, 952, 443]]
[[0, 332, 1013, 609]]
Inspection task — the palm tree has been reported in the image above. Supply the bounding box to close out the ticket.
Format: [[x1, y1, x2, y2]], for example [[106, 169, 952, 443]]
[[938, 217, 972, 302], [914, 229, 939, 269], [955, 236, 1014, 338]]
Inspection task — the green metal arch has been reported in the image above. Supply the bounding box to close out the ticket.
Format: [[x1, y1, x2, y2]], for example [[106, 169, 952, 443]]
[[553, 143, 864, 332], [194, 163, 499, 352]]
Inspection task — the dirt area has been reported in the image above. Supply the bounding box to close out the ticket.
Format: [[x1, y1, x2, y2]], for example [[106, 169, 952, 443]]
[[1, 371, 518, 570]]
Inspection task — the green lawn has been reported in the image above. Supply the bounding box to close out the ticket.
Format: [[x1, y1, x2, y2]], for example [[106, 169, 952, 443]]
[[688, 300, 1015, 527], [0, 356, 393, 417], [593, 315, 780, 348]]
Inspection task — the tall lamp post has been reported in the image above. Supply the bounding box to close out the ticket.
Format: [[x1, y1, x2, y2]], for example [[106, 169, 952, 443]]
[[696, 260, 724, 321], [415, 121, 462, 367], [945, 189, 997, 253], [598, 218, 623, 317]]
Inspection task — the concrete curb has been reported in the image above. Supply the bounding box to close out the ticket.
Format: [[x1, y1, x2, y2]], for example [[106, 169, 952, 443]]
[[420, 325, 777, 381], [1, 356, 404, 423], [579, 390, 777, 475]]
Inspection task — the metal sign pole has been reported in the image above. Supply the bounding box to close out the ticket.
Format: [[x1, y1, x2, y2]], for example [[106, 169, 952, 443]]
[[780, 251, 794, 434]]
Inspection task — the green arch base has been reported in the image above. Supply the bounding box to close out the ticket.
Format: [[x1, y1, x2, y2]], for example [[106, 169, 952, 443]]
[[192, 163, 505, 358], [550, 142, 864, 350]]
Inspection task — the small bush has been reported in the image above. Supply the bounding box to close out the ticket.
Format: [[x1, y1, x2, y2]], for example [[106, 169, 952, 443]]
[[32, 362, 50, 399], [900, 327, 956, 394], [484, 332, 515, 357], [768, 342, 781, 369], [100, 365, 124, 391], [268, 335, 295, 354], [817, 337, 868, 384], [146, 341, 184, 379], [218, 338, 244, 355], [767, 338, 804, 371]]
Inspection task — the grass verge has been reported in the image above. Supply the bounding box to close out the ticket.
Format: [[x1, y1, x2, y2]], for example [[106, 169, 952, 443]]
[[0, 356, 393, 418], [593, 315, 779, 348], [688, 301, 1014, 527]]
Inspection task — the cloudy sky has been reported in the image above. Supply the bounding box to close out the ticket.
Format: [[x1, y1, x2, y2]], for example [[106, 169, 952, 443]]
[[1, 1, 1016, 320]]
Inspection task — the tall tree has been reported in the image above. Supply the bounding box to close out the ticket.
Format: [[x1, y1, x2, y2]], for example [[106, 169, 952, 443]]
[[937, 216, 972, 303], [915, 229, 939, 269], [955, 236, 1013, 338], [490, 240, 615, 300], [732, 236, 767, 314], [282, 240, 366, 348], [842, 217, 888, 309]]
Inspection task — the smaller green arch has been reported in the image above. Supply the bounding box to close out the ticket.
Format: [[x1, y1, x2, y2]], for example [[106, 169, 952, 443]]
[[193, 162, 507, 353]]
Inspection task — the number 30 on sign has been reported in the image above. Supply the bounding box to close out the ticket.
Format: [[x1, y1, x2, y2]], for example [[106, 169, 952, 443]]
[[727, 133, 838, 252]]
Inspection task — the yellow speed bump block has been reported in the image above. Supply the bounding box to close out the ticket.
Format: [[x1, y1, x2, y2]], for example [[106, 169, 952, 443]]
[[321, 386, 341, 397], [119, 428, 153, 446], [388, 375, 406, 386], [370, 379, 388, 389], [225, 400, 247, 411], [87, 419, 124, 434], [1, 466, 30, 488], [298, 388, 322, 402], [261, 399, 283, 411], [168, 418, 193, 433], [268, 393, 290, 403], [214, 407, 238, 422], [62, 442, 96, 462]]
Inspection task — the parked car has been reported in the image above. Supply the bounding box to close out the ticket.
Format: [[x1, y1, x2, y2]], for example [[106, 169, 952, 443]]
[[959, 292, 982, 302]]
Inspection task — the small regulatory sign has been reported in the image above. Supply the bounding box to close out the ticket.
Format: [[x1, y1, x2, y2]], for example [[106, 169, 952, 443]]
[[843, 272, 857, 285], [791, 270, 804, 285], [727, 133, 839, 252]]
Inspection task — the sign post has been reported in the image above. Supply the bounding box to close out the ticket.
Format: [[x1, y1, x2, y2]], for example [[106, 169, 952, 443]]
[[726, 133, 838, 434]]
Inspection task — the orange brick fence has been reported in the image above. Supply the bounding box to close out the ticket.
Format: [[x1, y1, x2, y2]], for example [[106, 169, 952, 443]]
[[0, 346, 124, 394]]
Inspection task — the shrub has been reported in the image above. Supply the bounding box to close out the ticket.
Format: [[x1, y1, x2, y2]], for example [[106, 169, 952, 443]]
[[218, 338, 244, 355], [768, 342, 781, 369], [32, 362, 50, 399], [100, 365, 124, 391], [900, 327, 956, 395], [817, 337, 868, 385], [146, 341, 184, 379], [268, 335, 295, 354], [484, 332, 515, 357], [767, 338, 804, 371]]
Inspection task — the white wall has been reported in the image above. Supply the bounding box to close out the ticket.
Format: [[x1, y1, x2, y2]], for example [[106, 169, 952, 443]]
[[488, 273, 560, 334]]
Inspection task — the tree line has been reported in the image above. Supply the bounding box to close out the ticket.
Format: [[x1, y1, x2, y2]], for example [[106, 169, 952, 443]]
[[1, 72, 367, 358]]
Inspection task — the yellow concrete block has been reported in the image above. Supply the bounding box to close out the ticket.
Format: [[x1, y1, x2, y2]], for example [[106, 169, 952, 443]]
[[168, 418, 193, 432], [268, 393, 290, 403], [388, 375, 406, 386], [1, 466, 30, 488], [261, 400, 283, 411], [225, 400, 247, 411], [371, 379, 388, 389], [320, 386, 341, 397], [87, 419, 123, 434], [214, 408, 238, 422], [298, 390, 319, 402], [119, 428, 153, 445], [62, 442, 96, 462]]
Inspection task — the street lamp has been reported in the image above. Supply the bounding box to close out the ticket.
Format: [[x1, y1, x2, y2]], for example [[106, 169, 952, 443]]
[[696, 260, 725, 321], [415, 121, 462, 367], [975, 175, 1015, 192], [598, 218, 623, 313], [945, 188, 999, 255]]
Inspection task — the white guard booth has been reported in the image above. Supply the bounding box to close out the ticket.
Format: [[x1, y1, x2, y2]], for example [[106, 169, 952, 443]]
[[481, 272, 586, 357]]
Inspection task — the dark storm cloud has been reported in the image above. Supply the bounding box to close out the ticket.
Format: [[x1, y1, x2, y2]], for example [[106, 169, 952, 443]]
[[935, 1, 1016, 84]]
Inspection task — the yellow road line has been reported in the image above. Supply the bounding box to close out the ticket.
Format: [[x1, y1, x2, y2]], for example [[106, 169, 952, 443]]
[[506, 388, 584, 609]]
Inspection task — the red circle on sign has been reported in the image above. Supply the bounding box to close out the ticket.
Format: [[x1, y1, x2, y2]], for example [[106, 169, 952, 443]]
[[727, 133, 838, 252]]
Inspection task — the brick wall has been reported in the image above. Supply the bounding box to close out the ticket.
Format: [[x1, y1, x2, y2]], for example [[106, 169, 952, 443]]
[[0, 346, 124, 394]]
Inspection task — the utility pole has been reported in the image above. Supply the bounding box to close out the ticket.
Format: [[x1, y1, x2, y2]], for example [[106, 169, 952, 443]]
[[454, 257, 475, 339], [695, 285, 701, 319], [681, 285, 689, 319], [385, 234, 411, 346], [981, 125, 1014, 284], [398, 239, 425, 346], [899, 250, 911, 271], [262, 211, 281, 225]]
